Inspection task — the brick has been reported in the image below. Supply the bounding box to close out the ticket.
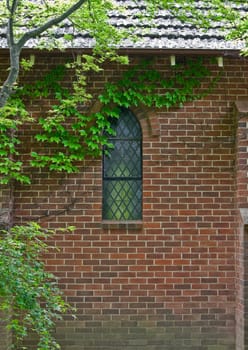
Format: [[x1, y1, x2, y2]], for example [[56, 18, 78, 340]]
[[4, 53, 246, 350]]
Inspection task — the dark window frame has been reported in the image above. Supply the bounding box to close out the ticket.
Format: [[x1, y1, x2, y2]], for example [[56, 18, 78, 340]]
[[102, 107, 142, 221]]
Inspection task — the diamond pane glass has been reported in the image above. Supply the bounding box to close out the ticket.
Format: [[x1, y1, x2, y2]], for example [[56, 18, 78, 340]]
[[109, 108, 141, 139], [102, 108, 142, 221], [103, 180, 142, 220], [104, 140, 141, 178]]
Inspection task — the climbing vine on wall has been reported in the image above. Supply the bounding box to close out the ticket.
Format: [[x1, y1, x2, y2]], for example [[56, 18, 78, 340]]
[[0, 58, 219, 184], [100, 58, 212, 108]]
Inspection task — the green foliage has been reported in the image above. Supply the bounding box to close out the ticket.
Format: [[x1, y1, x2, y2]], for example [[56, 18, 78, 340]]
[[20, 56, 35, 71], [31, 58, 215, 174], [0, 0, 127, 50], [30, 59, 115, 173], [0, 115, 30, 185], [0, 0, 132, 183], [0, 0, 244, 183], [0, 58, 219, 183], [157, 0, 248, 56], [0, 65, 67, 184], [100, 58, 212, 109], [0, 222, 73, 350]]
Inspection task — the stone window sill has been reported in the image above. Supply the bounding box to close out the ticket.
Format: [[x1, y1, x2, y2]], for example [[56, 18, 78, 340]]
[[101, 220, 143, 230]]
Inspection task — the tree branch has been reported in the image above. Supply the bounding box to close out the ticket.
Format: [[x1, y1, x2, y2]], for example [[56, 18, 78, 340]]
[[6, 0, 11, 12], [7, 0, 19, 47], [0, 0, 88, 107], [17, 0, 87, 49]]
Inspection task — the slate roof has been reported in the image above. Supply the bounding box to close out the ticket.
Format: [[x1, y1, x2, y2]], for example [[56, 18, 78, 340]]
[[0, 0, 247, 52]]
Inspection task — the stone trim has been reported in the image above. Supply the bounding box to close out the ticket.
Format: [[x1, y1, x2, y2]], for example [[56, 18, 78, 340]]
[[235, 101, 248, 119], [88, 100, 160, 138], [240, 208, 248, 225], [102, 220, 143, 230], [0, 209, 10, 230]]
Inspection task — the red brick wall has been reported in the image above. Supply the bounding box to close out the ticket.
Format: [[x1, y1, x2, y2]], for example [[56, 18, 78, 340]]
[[235, 101, 248, 350], [2, 51, 248, 349]]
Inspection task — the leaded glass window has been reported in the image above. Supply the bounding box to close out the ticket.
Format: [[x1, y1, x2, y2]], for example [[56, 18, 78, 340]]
[[103, 108, 142, 220]]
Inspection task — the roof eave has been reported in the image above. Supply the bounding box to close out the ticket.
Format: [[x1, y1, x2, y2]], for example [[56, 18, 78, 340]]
[[0, 47, 244, 58]]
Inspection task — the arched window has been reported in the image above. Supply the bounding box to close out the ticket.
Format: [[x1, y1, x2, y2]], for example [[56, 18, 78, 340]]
[[103, 107, 142, 221]]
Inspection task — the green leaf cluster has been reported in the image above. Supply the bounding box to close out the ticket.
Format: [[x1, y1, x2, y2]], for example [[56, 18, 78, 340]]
[[0, 65, 66, 184], [0, 223, 73, 350], [30, 59, 115, 173], [100, 58, 211, 109]]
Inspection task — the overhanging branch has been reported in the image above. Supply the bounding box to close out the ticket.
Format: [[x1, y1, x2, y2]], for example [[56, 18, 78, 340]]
[[17, 0, 87, 49]]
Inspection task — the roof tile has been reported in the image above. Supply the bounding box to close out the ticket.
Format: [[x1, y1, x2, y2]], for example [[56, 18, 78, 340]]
[[0, 1, 247, 51]]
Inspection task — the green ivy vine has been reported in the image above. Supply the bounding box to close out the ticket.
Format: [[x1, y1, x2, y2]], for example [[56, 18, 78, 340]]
[[100, 58, 212, 108], [0, 57, 219, 184]]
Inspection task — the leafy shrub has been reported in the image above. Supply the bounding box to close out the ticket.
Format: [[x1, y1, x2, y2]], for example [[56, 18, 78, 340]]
[[0, 222, 73, 350]]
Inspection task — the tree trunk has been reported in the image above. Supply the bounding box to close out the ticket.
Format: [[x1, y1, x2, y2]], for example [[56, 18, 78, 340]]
[[0, 45, 20, 107]]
